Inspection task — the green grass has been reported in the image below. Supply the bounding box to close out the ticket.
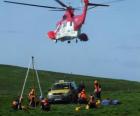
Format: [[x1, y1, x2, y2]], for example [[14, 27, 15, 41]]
[[0, 64, 140, 116]]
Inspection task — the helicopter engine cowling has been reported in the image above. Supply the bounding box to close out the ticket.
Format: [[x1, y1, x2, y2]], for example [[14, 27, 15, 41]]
[[47, 31, 56, 40]]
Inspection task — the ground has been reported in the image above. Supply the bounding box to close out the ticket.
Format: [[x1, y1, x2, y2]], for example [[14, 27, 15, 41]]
[[0, 64, 140, 116]]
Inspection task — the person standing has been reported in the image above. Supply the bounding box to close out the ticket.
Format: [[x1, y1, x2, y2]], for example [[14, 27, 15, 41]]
[[94, 80, 101, 100]]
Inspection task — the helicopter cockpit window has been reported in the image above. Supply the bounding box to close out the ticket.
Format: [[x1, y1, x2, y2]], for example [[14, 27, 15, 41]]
[[63, 22, 67, 27], [63, 15, 67, 20], [70, 22, 72, 26], [57, 26, 60, 31], [56, 24, 61, 32]]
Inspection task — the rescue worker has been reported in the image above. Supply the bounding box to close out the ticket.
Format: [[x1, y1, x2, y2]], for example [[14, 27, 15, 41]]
[[28, 89, 35, 100], [12, 97, 22, 110], [41, 98, 50, 111], [29, 96, 36, 108], [94, 80, 101, 100], [12, 99, 19, 110], [78, 89, 87, 104], [28, 88, 36, 107], [88, 94, 96, 108]]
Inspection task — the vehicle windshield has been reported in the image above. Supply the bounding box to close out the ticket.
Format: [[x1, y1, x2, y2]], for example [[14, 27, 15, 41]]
[[52, 83, 70, 90]]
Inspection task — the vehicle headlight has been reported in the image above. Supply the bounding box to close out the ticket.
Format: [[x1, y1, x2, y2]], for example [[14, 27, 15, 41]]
[[48, 93, 53, 96]]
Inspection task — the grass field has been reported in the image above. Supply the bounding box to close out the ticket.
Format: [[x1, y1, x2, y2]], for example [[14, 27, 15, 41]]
[[0, 64, 140, 116]]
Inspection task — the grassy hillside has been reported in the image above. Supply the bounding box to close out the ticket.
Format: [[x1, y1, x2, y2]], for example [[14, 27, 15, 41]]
[[0, 64, 140, 116]]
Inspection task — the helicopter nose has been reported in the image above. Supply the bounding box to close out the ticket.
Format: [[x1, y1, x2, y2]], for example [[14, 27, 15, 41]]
[[47, 31, 56, 40]]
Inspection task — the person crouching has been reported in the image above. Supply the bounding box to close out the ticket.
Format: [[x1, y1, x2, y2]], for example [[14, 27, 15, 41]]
[[41, 98, 50, 111], [86, 94, 96, 109], [12, 99, 19, 110], [78, 89, 87, 104]]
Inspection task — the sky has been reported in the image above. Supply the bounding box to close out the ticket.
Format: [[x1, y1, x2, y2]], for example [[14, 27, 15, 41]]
[[0, 0, 140, 81]]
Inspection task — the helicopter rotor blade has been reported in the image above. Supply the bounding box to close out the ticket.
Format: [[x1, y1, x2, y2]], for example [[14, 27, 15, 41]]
[[4, 0, 65, 10], [88, 0, 125, 10], [104, 0, 126, 4], [88, 3, 109, 7], [49, 7, 80, 12], [49, 9, 66, 11], [73, 8, 80, 11], [54, 0, 68, 8]]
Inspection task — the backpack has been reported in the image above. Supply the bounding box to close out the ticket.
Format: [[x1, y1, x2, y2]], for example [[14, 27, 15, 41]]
[[101, 99, 111, 106], [111, 99, 120, 105]]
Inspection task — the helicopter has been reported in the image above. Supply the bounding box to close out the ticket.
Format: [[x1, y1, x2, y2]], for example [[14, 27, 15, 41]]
[[47, 0, 109, 43], [4, 0, 110, 43]]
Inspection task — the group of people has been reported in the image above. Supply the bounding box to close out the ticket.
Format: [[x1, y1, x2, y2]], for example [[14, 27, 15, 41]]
[[77, 80, 101, 109], [12, 88, 50, 111], [12, 80, 101, 111]]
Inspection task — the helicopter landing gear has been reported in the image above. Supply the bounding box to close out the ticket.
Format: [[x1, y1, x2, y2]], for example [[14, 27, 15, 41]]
[[68, 41, 71, 44], [55, 40, 57, 43], [78, 33, 88, 41]]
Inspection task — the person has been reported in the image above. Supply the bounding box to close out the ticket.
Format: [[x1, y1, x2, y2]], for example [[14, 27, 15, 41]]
[[78, 81, 85, 93], [29, 96, 36, 108], [78, 89, 87, 104], [94, 80, 101, 100], [86, 94, 96, 110], [12, 99, 19, 110], [88, 94, 96, 108], [28, 89, 35, 100], [11, 97, 23, 110], [28, 88, 36, 108], [41, 98, 50, 111]]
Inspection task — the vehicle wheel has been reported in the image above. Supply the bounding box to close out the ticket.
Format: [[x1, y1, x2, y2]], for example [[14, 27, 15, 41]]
[[78, 33, 88, 41], [70, 93, 78, 103]]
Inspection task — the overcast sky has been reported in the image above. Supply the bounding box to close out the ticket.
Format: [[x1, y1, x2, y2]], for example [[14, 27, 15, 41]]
[[0, 0, 140, 81]]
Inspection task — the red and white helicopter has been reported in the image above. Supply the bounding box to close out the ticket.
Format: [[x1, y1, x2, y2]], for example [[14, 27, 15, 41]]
[[4, 0, 109, 43]]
